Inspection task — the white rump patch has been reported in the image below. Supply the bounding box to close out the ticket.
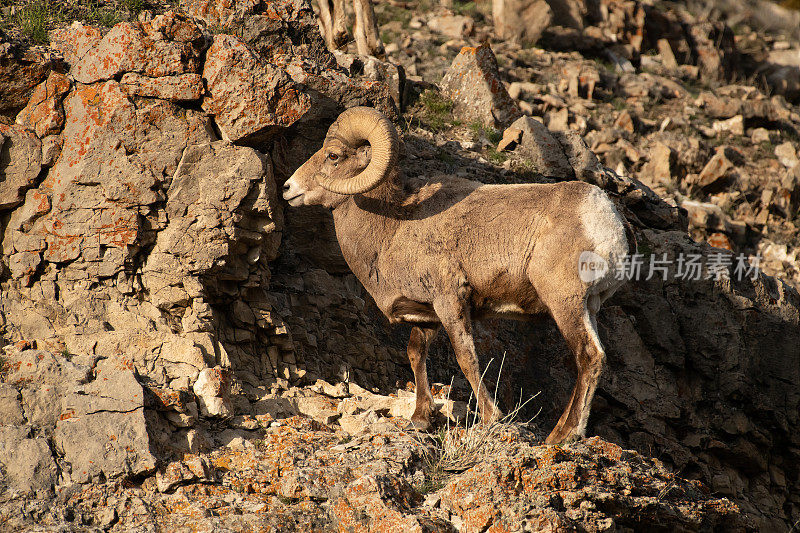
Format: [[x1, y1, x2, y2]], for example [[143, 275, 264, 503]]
[[579, 187, 628, 287]]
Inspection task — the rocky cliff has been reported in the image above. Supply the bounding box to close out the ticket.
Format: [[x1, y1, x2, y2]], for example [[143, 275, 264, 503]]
[[0, 0, 799, 530]]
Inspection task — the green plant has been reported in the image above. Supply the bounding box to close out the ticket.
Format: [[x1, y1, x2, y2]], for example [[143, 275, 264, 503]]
[[416, 89, 454, 132], [514, 159, 543, 182], [376, 3, 411, 28], [452, 0, 482, 20], [276, 495, 300, 505], [86, 5, 121, 27], [469, 122, 502, 145], [15, 0, 52, 43], [121, 0, 146, 15], [486, 148, 507, 165]]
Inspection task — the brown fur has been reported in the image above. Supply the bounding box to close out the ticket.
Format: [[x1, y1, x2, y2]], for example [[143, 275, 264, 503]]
[[283, 124, 630, 443]]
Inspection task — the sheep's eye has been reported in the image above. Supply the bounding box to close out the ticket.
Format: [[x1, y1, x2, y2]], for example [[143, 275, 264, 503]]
[[328, 153, 339, 161]]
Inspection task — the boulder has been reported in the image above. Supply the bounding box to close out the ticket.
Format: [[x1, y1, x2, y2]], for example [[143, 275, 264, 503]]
[[55, 357, 157, 483], [202, 34, 312, 143], [193, 366, 234, 418], [492, 0, 551, 45], [502, 116, 574, 178], [440, 43, 521, 128]]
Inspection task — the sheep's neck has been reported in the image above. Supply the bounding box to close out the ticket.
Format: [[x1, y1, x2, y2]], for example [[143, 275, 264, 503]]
[[330, 177, 406, 294]]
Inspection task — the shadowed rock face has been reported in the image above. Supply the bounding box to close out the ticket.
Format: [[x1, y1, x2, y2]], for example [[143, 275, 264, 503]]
[[0, 0, 798, 529]]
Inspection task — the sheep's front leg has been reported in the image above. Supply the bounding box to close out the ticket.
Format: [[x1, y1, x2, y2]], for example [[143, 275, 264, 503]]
[[405, 325, 439, 430], [434, 299, 503, 424]]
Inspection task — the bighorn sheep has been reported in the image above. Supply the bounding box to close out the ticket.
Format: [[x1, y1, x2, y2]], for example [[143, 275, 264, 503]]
[[282, 107, 632, 444]]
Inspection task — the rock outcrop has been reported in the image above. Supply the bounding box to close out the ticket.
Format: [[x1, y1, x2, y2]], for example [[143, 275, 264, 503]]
[[1, 0, 799, 530]]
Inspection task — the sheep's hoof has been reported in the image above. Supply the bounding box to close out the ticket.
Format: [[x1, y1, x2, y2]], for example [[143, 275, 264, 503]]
[[561, 433, 583, 445], [545, 430, 583, 445], [404, 418, 431, 432]]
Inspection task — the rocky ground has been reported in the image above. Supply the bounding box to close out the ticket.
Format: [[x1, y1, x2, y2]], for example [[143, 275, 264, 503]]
[[0, 0, 799, 530], [0, 348, 751, 532]]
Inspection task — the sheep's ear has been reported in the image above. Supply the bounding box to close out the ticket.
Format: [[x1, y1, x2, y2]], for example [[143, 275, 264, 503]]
[[356, 144, 372, 169]]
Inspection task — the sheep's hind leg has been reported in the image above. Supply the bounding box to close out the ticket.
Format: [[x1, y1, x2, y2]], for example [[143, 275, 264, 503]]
[[405, 325, 439, 431], [544, 296, 606, 445], [434, 299, 503, 425]]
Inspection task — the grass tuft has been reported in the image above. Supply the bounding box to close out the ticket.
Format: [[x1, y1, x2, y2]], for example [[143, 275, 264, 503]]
[[15, 0, 52, 43], [413, 355, 540, 494], [415, 89, 455, 132]]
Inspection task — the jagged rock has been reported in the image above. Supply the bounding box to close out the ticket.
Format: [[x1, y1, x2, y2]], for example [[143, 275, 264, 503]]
[[6, 350, 93, 427], [427, 15, 474, 39], [504, 116, 573, 177], [698, 148, 734, 191], [642, 141, 676, 185], [0, 38, 64, 115], [550, 129, 603, 179], [0, 123, 42, 211], [507, 81, 542, 101], [143, 139, 280, 307], [657, 38, 679, 70], [156, 455, 214, 493], [332, 51, 407, 110], [15, 72, 71, 138], [202, 34, 312, 143], [0, 426, 57, 498], [193, 366, 233, 418], [292, 394, 340, 425], [182, 0, 330, 65], [438, 435, 749, 531], [50, 14, 206, 85], [440, 43, 521, 128], [712, 115, 744, 136], [775, 141, 799, 169], [751, 127, 770, 144], [0, 384, 24, 425]]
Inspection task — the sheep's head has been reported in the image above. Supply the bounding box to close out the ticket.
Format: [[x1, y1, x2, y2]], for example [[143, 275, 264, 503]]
[[282, 107, 398, 208]]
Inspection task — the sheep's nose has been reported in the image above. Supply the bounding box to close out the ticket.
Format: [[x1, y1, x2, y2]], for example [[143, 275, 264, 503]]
[[282, 181, 290, 192]]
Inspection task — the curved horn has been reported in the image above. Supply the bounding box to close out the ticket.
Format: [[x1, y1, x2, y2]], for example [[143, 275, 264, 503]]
[[316, 107, 399, 195]]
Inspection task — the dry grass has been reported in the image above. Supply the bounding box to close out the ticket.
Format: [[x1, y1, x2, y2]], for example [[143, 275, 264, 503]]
[[414, 355, 540, 493]]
